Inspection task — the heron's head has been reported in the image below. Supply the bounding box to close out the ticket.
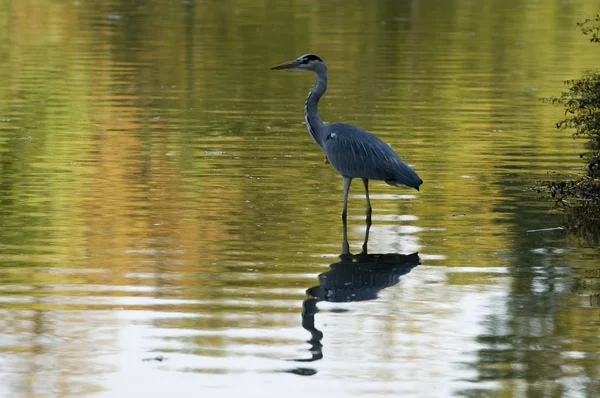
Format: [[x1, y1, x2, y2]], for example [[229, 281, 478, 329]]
[[271, 54, 326, 73]]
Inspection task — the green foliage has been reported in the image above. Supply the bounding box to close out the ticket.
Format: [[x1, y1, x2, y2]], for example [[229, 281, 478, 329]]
[[547, 14, 600, 178], [552, 71, 600, 141], [539, 14, 600, 230], [578, 13, 600, 43], [551, 71, 600, 178], [544, 177, 600, 205]]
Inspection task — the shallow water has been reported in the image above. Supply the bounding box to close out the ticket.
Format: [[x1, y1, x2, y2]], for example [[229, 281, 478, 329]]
[[1, 0, 600, 397]]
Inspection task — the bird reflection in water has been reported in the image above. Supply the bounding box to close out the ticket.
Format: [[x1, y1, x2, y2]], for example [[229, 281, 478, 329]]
[[286, 219, 420, 374]]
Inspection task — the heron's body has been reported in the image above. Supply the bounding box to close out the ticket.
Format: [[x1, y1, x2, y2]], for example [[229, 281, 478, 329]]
[[324, 122, 421, 187], [271, 54, 422, 235]]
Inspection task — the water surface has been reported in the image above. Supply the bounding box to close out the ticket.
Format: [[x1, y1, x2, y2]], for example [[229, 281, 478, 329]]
[[1, 0, 600, 397]]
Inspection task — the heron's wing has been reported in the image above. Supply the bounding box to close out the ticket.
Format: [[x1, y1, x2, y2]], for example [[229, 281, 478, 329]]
[[324, 124, 398, 179], [324, 123, 422, 188]]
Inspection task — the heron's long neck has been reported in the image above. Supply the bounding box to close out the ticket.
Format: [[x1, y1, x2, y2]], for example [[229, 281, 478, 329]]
[[305, 70, 327, 148]]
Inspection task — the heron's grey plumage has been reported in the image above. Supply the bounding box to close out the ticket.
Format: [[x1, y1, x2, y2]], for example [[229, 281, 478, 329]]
[[324, 123, 422, 189], [304, 66, 327, 148], [271, 54, 422, 223]]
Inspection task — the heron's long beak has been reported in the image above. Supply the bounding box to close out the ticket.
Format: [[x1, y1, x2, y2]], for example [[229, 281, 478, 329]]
[[271, 59, 300, 70]]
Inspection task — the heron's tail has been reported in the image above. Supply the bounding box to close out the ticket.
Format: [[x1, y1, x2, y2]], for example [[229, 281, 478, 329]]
[[386, 179, 422, 191], [385, 164, 423, 191]]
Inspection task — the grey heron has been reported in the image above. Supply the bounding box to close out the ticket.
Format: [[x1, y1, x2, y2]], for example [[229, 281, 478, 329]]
[[271, 54, 422, 224]]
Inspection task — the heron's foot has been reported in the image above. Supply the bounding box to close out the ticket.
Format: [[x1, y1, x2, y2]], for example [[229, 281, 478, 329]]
[[324, 156, 330, 164]]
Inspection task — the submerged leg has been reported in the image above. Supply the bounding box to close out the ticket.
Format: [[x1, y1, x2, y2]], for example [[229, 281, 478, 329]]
[[342, 176, 352, 222], [362, 178, 372, 221]]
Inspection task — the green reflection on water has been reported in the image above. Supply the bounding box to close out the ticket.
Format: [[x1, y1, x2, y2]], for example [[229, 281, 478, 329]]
[[0, 0, 600, 397]]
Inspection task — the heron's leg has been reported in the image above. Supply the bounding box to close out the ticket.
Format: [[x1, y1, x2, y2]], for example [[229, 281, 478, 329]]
[[342, 176, 352, 221], [360, 216, 372, 255], [342, 176, 352, 255], [342, 217, 350, 255], [362, 178, 372, 221]]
